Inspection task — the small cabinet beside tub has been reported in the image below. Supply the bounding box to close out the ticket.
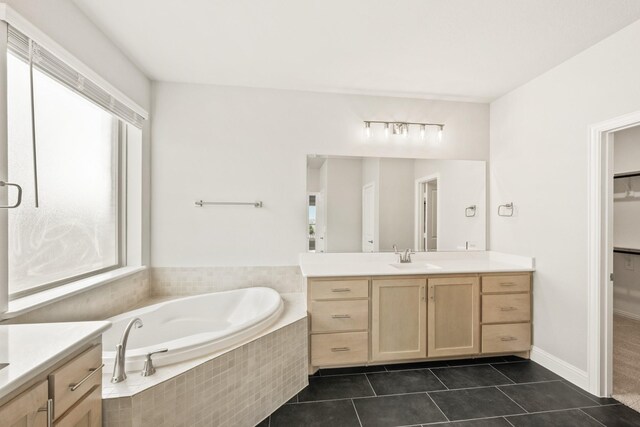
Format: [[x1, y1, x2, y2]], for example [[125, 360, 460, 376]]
[[307, 272, 532, 371], [0, 341, 103, 427]]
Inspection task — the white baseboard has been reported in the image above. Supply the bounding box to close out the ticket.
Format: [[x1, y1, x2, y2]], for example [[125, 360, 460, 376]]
[[530, 346, 589, 391], [614, 308, 640, 322]]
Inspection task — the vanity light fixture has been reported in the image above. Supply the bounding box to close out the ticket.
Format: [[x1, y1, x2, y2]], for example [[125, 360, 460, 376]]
[[364, 121, 445, 140]]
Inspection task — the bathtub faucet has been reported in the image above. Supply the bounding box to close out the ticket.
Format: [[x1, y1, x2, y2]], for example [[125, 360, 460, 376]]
[[111, 317, 143, 383]]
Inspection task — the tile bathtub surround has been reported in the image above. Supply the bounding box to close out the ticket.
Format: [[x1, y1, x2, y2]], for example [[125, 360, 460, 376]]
[[150, 266, 303, 296], [262, 358, 640, 427], [5, 269, 150, 324], [103, 318, 308, 427]]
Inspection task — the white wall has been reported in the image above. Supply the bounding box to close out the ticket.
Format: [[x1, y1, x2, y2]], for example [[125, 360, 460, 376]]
[[324, 158, 362, 252], [414, 159, 486, 251], [2, 0, 153, 264], [490, 19, 640, 373], [378, 158, 414, 251], [151, 83, 489, 266], [613, 126, 640, 319]]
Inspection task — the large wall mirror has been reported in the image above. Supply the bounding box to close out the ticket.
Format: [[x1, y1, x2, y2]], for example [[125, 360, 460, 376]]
[[306, 155, 487, 253]]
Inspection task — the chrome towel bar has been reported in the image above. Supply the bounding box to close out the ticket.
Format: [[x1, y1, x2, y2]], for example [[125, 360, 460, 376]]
[[195, 200, 263, 208]]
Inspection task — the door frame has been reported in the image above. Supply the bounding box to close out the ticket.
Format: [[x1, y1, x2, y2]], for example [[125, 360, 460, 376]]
[[587, 110, 640, 397], [361, 182, 376, 252], [415, 174, 440, 251]]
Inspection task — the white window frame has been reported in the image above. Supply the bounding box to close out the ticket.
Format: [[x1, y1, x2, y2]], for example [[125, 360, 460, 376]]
[[0, 4, 148, 318]]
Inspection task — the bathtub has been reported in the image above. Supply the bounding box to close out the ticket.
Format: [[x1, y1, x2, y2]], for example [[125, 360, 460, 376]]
[[102, 287, 284, 373]]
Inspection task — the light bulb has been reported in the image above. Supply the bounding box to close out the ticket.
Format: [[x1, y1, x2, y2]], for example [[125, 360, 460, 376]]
[[402, 123, 408, 137], [420, 124, 426, 140], [384, 123, 390, 138], [364, 122, 371, 138]]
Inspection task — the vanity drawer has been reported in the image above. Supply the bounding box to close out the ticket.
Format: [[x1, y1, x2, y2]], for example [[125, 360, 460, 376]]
[[482, 274, 530, 293], [311, 300, 368, 332], [482, 324, 531, 353], [49, 344, 103, 420], [311, 332, 368, 366], [309, 279, 369, 300], [482, 294, 531, 323]]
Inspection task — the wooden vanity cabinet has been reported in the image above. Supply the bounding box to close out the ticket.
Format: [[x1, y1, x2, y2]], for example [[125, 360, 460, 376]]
[[427, 276, 480, 358], [371, 278, 427, 361], [307, 271, 532, 371], [308, 277, 370, 367], [0, 341, 103, 427], [0, 381, 49, 427]]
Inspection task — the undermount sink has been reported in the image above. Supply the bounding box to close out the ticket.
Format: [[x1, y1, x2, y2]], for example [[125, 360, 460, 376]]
[[389, 262, 442, 270]]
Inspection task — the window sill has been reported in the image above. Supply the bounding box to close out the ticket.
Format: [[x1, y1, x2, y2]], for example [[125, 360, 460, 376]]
[[1, 266, 147, 320]]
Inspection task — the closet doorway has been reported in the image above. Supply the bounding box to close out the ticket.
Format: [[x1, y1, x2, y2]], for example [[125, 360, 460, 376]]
[[611, 125, 640, 410]]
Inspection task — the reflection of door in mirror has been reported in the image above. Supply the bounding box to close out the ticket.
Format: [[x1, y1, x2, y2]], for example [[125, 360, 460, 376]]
[[417, 177, 438, 251], [307, 193, 325, 252], [362, 183, 375, 252]]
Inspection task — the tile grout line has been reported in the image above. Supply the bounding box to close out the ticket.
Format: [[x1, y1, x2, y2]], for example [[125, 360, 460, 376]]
[[502, 416, 516, 427], [350, 399, 364, 427], [427, 368, 449, 390], [578, 408, 608, 427], [495, 386, 529, 414], [425, 391, 450, 422], [364, 373, 377, 396], [488, 363, 517, 385]]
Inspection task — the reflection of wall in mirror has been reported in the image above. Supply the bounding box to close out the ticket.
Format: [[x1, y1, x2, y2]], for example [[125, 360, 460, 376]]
[[322, 158, 362, 252], [414, 160, 486, 251]]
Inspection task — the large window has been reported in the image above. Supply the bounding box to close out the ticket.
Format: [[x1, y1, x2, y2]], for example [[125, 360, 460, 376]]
[[7, 51, 121, 297]]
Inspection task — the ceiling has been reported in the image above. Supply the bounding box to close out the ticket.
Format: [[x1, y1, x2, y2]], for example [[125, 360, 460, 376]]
[[72, 0, 640, 102]]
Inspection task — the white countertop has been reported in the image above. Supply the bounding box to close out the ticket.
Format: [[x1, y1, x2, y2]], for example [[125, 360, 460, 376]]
[[299, 251, 535, 277], [0, 321, 111, 401]]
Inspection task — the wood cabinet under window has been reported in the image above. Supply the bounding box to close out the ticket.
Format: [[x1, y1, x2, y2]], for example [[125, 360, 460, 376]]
[[0, 381, 48, 427], [0, 342, 103, 427], [371, 278, 427, 362], [307, 272, 532, 371]]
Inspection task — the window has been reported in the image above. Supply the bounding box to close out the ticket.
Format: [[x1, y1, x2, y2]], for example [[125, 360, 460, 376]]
[[7, 51, 122, 297]]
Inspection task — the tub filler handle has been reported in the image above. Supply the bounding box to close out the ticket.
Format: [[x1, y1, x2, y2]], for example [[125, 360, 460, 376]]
[[141, 348, 168, 377]]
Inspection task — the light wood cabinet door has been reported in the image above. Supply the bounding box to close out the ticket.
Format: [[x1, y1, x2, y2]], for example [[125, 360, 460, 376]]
[[54, 385, 101, 427], [0, 381, 49, 427], [428, 276, 480, 358], [371, 278, 427, 361]]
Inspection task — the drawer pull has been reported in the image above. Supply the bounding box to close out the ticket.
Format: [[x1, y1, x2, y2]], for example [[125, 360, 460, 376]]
[[331, 288, 351, 293], [500, 282, 516, 287], [331, 347, 350, 352], [331, 314, 351, 319], [500, 336, 518, 342], [37, 399, 53, 427], [69, 364, 104, 391], [499, 306, 517, 311]]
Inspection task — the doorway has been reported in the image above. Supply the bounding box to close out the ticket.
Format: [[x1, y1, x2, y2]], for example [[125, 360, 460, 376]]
[[610, 126, 640, 410], [362, 183, 375, 252], [588, 111, 640, 401], [416, 175, 439, 252]]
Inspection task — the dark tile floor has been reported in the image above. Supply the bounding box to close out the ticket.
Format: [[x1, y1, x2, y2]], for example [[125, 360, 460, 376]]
[[256, 357, 640, 427]]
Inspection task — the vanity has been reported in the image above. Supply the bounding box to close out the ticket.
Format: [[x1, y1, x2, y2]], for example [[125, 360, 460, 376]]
[[0, 322, 110, 427], [304, 155, 533, 371], [300, 252, 535, 372]]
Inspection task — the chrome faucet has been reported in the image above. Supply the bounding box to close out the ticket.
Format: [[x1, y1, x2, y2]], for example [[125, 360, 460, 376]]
[[111, 317, 143, 383], [393, 245, 415, 263]]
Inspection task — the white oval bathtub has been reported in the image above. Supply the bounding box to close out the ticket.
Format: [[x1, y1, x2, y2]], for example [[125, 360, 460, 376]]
[[102, 287, 283, 372]]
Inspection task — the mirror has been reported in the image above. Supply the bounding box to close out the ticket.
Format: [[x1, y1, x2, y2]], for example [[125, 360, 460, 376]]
[[306, 155, 486, 253]]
